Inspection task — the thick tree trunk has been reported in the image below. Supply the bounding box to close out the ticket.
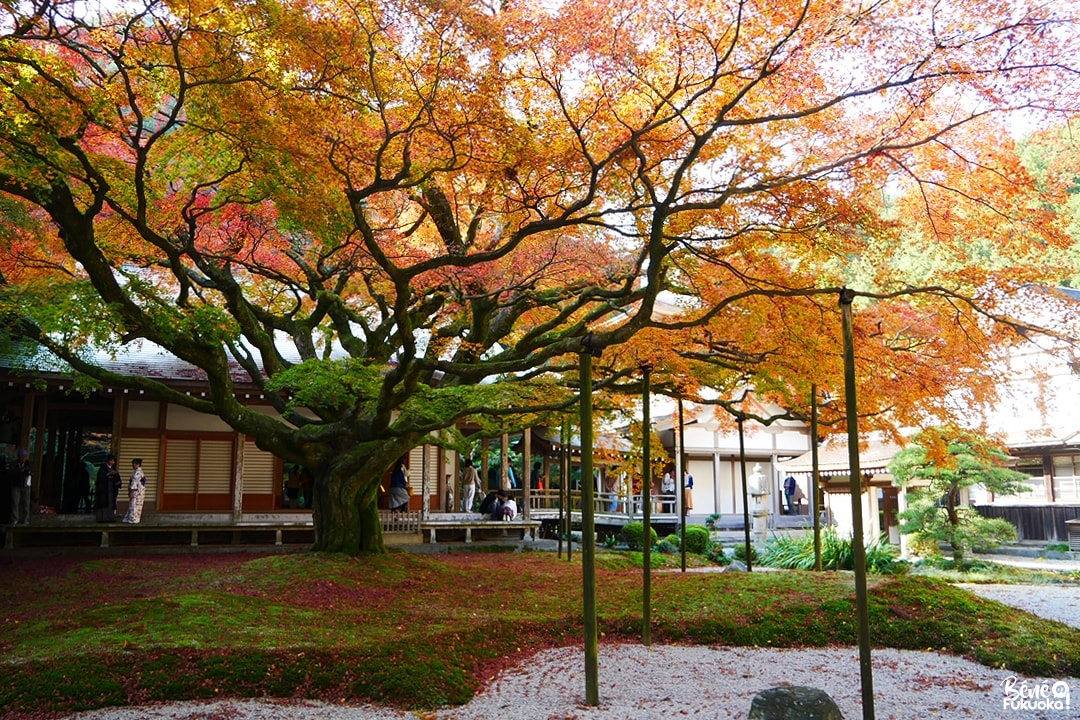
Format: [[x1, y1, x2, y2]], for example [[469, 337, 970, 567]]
[[946, 487, 963, 561], [311, 464, 385, 554], [308, 440, 416, 555], [357, 488, 384, 553]]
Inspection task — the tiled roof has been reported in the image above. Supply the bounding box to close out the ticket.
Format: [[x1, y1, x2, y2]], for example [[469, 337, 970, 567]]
[[776, 437, 903, 475], [0, 339, 288, 386]]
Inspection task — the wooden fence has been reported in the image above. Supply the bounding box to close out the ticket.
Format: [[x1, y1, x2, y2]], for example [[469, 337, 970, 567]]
[[974, 504, 1080, 543]]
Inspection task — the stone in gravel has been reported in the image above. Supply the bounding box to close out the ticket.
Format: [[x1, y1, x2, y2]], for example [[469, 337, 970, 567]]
[[748, 686, 845, 720], [723, 559, 748, 572]]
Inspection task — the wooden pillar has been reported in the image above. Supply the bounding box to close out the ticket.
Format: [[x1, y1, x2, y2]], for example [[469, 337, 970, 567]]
[[421, 444, 430, 521], [111, 394, 123, 455], [31, 392, 47, 510], [450, 446, 461, 514], [60, 421, 80, 513], [19, 389, 34, 452], [523, 428, 532, 518], [437, 445, 448, 514], [483, 442, 492, 492], [155, 401, 168, 513], [500, 433, 510, 490], [49, 416, 67, 510], [232, 434, 245, 522]]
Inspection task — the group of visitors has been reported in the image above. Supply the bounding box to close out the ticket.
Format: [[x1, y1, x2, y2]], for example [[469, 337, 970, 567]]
[[395, 457, 523, 520], [459, 458, 532, 519], [479, 489, 517, 520], [283, 465, 314, 509], [457, 458, 699, 517], [653, 470, 693, 514], [94, 454, 122, 522], [99, 455, 146, 524], [6, 450, 144, 526]]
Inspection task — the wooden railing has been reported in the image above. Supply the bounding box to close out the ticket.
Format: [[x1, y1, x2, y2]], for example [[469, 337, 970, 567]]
[[3, 520, 315, 550], [524, 490, 680, 520], [379, 510, 421, 534]]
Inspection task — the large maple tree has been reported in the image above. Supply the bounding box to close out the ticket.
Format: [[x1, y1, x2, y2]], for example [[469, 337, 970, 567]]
[[0, 0, 1077, 553]]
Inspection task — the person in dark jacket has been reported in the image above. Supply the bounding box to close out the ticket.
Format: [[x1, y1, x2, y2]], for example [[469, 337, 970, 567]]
[[479, 489, 506, 520], [783, 475, 797, 515], [8, 449, 32, 525], [389, 459, 410, 512], [95, 454, 121, 522]]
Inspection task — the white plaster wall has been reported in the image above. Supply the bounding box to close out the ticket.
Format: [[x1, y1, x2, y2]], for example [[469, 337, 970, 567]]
[[823, 489, 879, 544], [685, 458, 714, 514], [166, 404, 232, 432]]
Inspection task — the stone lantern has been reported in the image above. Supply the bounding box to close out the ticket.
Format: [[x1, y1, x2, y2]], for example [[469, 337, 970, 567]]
[[749, 463, 769, 544]]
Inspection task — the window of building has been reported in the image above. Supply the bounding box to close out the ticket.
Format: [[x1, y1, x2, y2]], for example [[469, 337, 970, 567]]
[[1051, 455, 1080, 502], [1009, 460, 1047, 503]]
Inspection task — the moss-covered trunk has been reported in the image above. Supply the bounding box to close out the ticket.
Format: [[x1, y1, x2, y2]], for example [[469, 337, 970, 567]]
[[308, 440, 417, 555], [311, 464, 376, 554]]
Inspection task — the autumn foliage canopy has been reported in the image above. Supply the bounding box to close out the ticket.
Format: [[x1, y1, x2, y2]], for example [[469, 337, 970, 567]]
[[0, 0, 1077, 552]]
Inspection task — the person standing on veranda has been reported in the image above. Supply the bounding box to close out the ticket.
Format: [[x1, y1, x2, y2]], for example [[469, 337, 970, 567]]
[[783, 475, 797, 515], [122, 458, 146, 524], [661, 471, 675, 513], [8, 449, 32, 525], [460, 459, 480, 513], [95, 454, 120, 522], [389, 459, 410, 512]]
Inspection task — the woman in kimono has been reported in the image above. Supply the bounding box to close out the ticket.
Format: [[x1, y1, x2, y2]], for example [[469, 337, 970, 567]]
[[122, 458, 146, 524]]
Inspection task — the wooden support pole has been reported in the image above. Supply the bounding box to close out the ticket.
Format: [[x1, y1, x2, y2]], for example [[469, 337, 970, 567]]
[[841, 288, 876, 720], [579, 345, 599, 706], [640, 362, 653, 646], [811, 385, 822, 572]]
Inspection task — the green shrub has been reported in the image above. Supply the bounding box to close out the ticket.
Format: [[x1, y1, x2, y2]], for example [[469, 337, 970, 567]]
[[1046, 543, 1070, 553], [967, 516, 1018, 553], [865, 538, 909, 575], [761, 529, 907, 574], [705, 513, 721, 531], [683, 525, 710, 554], [657, 536, 679, 554], [626, 550, 665, 568], [905, 532, 942, 559], [705, 542, 730, 565], [760, 533, 816, 569], [620, 521, 658, 551], [732, 542, 758, 563], [916, 556, 996, 573]]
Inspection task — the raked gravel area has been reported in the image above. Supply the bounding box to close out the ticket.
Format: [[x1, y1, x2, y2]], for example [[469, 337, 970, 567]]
[[69, 643, 1078, 720], [430, 644, 1076, 720], [958, 583, 1080, 630], [63, 580, 1080, 720]]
